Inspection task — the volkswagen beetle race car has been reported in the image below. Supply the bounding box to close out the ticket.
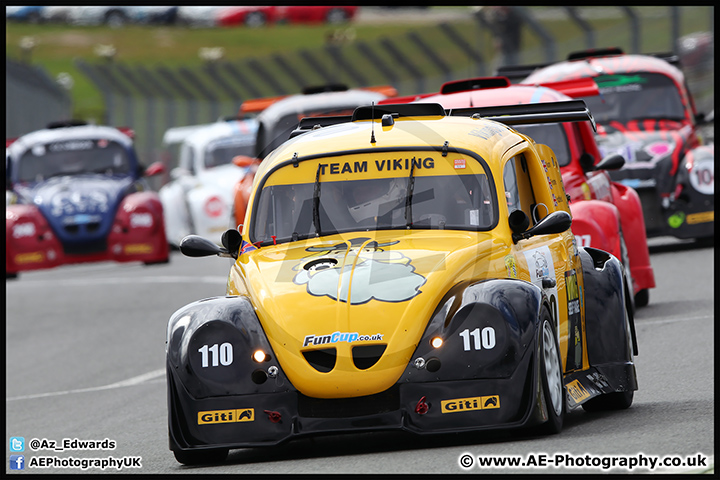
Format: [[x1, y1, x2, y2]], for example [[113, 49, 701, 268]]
[[6, 122, 169, 278], [503, 47, 714, 240], [166, 102, 638, 465], [158, 118, 258, 247], [398, 76, 655, 308]]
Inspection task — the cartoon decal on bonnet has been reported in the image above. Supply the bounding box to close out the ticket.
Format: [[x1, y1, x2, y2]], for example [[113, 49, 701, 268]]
[[292, 237, 426, 305]]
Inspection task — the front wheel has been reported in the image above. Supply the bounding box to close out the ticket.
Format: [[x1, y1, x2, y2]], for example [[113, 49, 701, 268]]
[[537, 315, 565, 434], [245, 11, 266, 27], [173, 448, 229, 466]]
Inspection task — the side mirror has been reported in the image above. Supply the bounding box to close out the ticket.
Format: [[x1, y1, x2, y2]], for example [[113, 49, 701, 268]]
[[512, 210, 572, 244], [695, 110, 713, 125], [143, 161, 166, 177], [594, 153, 625, 171], [579, 152, 596, 172], [221, 229, 243, 258], [508, 209, 530, 234], [179, 235, 232, 258]]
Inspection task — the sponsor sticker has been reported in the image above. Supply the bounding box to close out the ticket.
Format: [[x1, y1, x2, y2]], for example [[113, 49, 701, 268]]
[[667, 212, 685, 228], [303, 332, 383, 347], [15, 252, 44, 264], [686, 211, 713, 225], [124, 244, 153, 255], [504, 255, 518, 279], [454, 158, 466, 169], [198, 409, 254, 425], [204, 196, 224, 217], [566, 379, 590, 404], [441, 395, 500, 413]]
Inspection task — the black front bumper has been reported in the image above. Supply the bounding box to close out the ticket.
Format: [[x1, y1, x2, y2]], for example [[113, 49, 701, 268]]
[[167, 346, 540, 452], [632, 183, 713, 240]]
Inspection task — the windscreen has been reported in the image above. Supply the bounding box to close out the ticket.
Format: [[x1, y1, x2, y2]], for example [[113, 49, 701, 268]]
[[16, 139, 131, 183], [580, 73, 686, 123], [205, 136, 256, 169], [251, 152, 496, 244]]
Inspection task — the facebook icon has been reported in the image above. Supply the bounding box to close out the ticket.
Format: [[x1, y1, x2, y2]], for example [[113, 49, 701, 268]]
[[10, 455, 25, 470]]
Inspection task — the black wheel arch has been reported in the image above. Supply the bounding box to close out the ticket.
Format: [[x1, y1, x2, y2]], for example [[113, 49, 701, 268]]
[[580, 247, 637, 365]]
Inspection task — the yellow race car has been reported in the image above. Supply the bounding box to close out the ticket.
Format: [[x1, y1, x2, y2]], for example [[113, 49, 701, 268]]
[[166, 101, 638, 465]]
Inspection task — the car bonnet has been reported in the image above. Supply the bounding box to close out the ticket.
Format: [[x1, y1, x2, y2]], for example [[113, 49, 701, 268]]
[[236, 229, 504, 398]]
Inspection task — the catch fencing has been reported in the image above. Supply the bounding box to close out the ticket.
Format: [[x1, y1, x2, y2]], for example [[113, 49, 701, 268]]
[[6, 58, 72, 139]]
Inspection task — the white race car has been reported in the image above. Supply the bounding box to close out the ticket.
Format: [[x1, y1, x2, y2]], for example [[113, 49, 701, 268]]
[[158, 118, 258, 247]]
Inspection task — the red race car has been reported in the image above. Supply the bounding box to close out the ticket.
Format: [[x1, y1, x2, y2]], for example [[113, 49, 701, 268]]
[[6, 122, 169, 278], [217, 6, 279, 27], [502, 48, 714, 241], [275, 6, 358, 24], [382, 76, 655, 307]]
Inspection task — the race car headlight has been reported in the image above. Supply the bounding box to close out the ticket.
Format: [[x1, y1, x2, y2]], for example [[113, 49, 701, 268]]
[[430, 337, 444, 349], [252, 349, 271, 363]]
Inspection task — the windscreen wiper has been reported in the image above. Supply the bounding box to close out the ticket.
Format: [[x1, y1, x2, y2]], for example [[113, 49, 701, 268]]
[[312, 164, 322, 235], [405, 161, 416, 227]]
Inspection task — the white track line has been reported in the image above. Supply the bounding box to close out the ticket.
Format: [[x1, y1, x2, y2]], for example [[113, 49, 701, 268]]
[[637, 314, 713, 326], [7, 368, 166, 402]]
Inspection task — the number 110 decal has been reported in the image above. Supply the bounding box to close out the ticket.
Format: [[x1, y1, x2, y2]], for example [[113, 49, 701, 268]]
[[459, 327, 496, 351], [198, 343, 234, 367]]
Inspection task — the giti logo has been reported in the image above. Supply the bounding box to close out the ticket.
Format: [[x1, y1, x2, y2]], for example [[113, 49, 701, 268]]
[[567, 380, 590, 403], [198, 409, 254, 425], [441, 395, 500, 414]]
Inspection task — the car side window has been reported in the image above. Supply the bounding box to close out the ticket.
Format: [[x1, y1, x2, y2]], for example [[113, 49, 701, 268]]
[[503, 154, 537, 227]]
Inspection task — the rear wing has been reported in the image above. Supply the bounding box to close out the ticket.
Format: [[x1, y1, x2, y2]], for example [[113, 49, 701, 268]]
[[289, 100, 596, 140], [498, 47, 682, 82], [495, 63, 551, 83], [377, 92, 436, 105], [415, 75, 600, 99], [449, 100, 596, 132], [647, 52, 681, 68]]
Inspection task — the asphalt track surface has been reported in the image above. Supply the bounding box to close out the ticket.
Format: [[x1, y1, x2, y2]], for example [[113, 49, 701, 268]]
[[5, 236, 714, 474]]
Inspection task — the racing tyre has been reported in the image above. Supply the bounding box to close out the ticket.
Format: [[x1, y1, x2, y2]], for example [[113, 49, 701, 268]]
[[537, 314, 565, 434], [173, 448, 229, 466], [634, 288, 649, 308], [326, 8, 349, 24], [245, 12, 266, 27], [105, 10, 127, 28]]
